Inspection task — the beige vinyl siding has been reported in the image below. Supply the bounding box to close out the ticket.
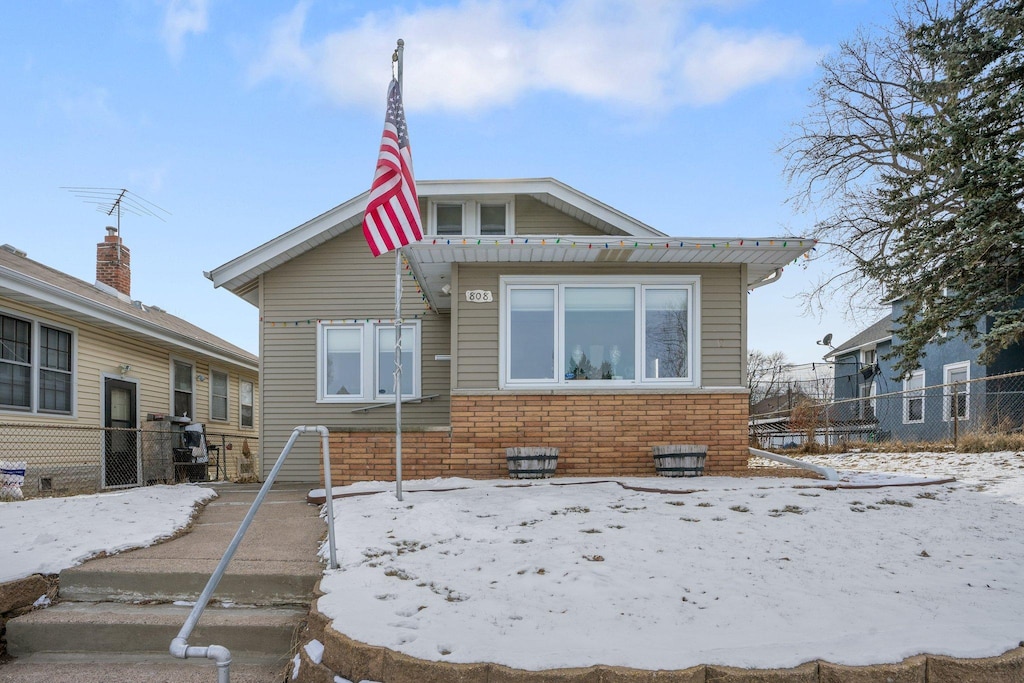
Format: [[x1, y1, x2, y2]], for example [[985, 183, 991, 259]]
[[452, 263, 744, 390], [260, 229, 452, 481], [0, 298, 258, 431], [513, 196, 605, 236]]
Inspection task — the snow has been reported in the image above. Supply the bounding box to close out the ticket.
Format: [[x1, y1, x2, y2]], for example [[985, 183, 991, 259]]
[[314, 451, 1024, 670], [0, 484, 216, 583], [3, 452, 1024, 672]]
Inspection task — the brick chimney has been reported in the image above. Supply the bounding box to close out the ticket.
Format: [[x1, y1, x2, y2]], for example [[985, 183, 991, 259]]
[[96, 226, 131, 297]]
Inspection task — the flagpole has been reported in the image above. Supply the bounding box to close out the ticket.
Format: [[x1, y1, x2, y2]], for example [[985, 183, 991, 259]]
[[394, 38, 405, 502]]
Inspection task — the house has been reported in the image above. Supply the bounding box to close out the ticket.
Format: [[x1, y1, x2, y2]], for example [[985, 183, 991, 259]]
[[827, 300, 1024, 443], [0, 229, 259, 495], [208, 178, 814, 483]]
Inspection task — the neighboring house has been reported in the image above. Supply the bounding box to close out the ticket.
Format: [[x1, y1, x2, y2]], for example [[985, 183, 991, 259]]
[[827, 301, 1024, 442], [209, 178, 813, 483], [0, 229, 259, 494]]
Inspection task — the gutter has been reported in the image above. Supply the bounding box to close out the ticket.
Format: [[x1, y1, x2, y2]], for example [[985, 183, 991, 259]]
[[748, 267, 783, 291], [1, 267, 257, 370]]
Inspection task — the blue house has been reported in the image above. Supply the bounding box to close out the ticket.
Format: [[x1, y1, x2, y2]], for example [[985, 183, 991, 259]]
[[827, 302, 1024, 443]]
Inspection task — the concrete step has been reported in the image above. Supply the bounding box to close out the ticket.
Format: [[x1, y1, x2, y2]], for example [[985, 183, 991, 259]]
[[0, 653, 288, 683], [59, 560, 320, 605], [5, 602, 305, 661]]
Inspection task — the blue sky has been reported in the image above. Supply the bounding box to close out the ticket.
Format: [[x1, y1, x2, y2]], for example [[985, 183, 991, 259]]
[[1, 0, 894, 365]]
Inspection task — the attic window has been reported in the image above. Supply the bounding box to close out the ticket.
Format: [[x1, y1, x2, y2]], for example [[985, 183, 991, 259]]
[[428, 198, 513, 236]]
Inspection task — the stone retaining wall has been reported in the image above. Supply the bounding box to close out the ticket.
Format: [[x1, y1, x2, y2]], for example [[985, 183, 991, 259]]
[[290, 598, 1024, 683]]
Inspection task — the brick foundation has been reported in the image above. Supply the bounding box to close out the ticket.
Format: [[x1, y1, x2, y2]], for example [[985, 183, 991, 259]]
[[324, 392, 749, 485]]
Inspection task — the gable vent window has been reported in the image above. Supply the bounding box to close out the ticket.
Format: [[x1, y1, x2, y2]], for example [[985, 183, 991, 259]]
[[435, 204, 463, 235], [428, 198, 514, 236]]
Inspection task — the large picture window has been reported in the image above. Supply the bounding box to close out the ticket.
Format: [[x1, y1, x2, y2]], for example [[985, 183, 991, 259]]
[[318, 321, 420, 402], [502, 276, 699, 388], [1, 312, 74, 415]]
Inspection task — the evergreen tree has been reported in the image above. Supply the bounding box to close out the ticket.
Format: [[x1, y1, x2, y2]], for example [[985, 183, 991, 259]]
[[784, 0, 1023, 376]]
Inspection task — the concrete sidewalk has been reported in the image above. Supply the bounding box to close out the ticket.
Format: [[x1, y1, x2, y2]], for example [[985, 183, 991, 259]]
[[1, 481, 326, 683]]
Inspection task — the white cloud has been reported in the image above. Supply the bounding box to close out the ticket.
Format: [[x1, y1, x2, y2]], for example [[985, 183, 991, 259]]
[[249, 0, 823, 112], [162, 0, 210, 60]]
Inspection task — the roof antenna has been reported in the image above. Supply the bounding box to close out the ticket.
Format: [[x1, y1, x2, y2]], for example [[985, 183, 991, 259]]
[[62, 186, 170, 239], [816, 333, 834, 349]]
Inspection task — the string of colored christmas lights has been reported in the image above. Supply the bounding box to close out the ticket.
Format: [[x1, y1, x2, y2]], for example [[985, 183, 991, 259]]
[[421, 237, 816, 250]]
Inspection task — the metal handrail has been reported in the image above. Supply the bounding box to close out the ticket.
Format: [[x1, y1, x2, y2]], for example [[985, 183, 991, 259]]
[[170, 425, 338, 682]]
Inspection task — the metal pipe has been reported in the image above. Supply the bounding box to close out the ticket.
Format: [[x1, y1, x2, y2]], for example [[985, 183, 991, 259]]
[[318, 426, 338, 569], [749, 447, 840, 481], [171, 426, 334, 680]]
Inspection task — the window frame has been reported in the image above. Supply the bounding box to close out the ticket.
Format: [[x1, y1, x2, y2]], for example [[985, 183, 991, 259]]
[[210, 368, 229, 422], [427, 197, 515, 236], [499, 275, 700, 390], [902, 369, 925, 424], [171, 358, 195, 419], [856, 379, 876, 420], [317, 320, 422, 403], [0, 309, 76, 417], [239, 379, 255, 429], [943, 361, 970, 422]]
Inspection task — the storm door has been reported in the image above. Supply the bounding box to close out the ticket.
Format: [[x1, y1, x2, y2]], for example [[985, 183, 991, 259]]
[[104, 378, 139, 487]]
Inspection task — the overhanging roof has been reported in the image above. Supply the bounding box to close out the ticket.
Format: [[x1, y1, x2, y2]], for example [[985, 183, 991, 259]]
[[0, 248, 257, 370], [405, 237, 814, 310], [208, 177, 815, 308], [208, 178, 666, 305]]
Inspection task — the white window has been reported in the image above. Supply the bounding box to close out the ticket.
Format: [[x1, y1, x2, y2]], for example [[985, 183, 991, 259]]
[[857, 380, 876, 420], [943, 362, 970, 421], [428, 198, 514, 236], [903, 370, 925, 424], [317, 321, 420, 402], [210, 369, 229, 422], [240, 380, 254, 428], [172, 360, 194, 418], [0, 312, 74, 415], [501, 276, 699, 388], [861, 348, 876, 366]]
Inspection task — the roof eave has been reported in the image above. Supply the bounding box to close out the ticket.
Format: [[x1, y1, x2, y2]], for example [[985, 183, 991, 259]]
[[1, 267, 257, 370]]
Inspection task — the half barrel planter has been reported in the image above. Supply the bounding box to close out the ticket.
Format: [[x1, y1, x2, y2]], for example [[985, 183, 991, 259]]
[[506, 447, 559, 479], [652, 445, 708, 477]]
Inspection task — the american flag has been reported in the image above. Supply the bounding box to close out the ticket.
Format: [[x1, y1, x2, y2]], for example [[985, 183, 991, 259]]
[[362, 78, 423, 257]]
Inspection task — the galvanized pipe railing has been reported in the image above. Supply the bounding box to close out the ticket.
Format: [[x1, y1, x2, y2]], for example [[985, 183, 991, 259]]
[[171, 425, 337, 682]]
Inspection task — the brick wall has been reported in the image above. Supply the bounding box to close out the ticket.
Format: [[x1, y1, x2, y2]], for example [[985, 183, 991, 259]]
[[96, 231, 131, 296], [323, 392, 749, 485]]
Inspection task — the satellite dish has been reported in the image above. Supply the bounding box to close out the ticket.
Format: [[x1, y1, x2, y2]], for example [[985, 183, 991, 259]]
[[816, 333, 834, 347]]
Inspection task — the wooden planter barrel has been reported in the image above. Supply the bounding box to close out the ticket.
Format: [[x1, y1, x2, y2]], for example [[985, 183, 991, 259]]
[[506, 447, 559, 479], [652, 445, 707, 477]]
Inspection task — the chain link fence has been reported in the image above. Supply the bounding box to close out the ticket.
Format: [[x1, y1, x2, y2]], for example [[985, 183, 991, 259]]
[[750, 369, 1024, 450], [0, 422, 259, 499]]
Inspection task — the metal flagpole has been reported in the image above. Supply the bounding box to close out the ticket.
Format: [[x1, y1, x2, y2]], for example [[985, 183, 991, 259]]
[[393, 39, 405, 502]]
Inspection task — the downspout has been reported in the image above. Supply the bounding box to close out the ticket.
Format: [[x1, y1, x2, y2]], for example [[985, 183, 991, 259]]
[[748, 267, 783, 291]]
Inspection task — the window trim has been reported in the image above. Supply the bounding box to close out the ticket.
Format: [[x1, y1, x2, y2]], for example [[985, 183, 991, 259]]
[[170, 358, 195, 419], [902, 369, 925, 424], [942, 361, 970, 422], [499, 275, 700, 390], [209, 367, 230, 422], [0, 308, 77, 417], [239, 379, 255, 429], [427, 197, 515, 236], [317, 320, 422, 403]]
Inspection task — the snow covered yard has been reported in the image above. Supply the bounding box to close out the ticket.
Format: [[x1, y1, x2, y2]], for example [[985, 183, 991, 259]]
[[0, 484, 216, 583], [315, 451, 1024, 671]]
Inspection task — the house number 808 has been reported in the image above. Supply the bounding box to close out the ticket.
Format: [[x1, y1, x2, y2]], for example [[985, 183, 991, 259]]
[[465, 290, 494, 303]]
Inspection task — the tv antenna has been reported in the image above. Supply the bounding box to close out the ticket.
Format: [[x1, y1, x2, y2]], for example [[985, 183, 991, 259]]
[[63, 187, 170, 236]]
